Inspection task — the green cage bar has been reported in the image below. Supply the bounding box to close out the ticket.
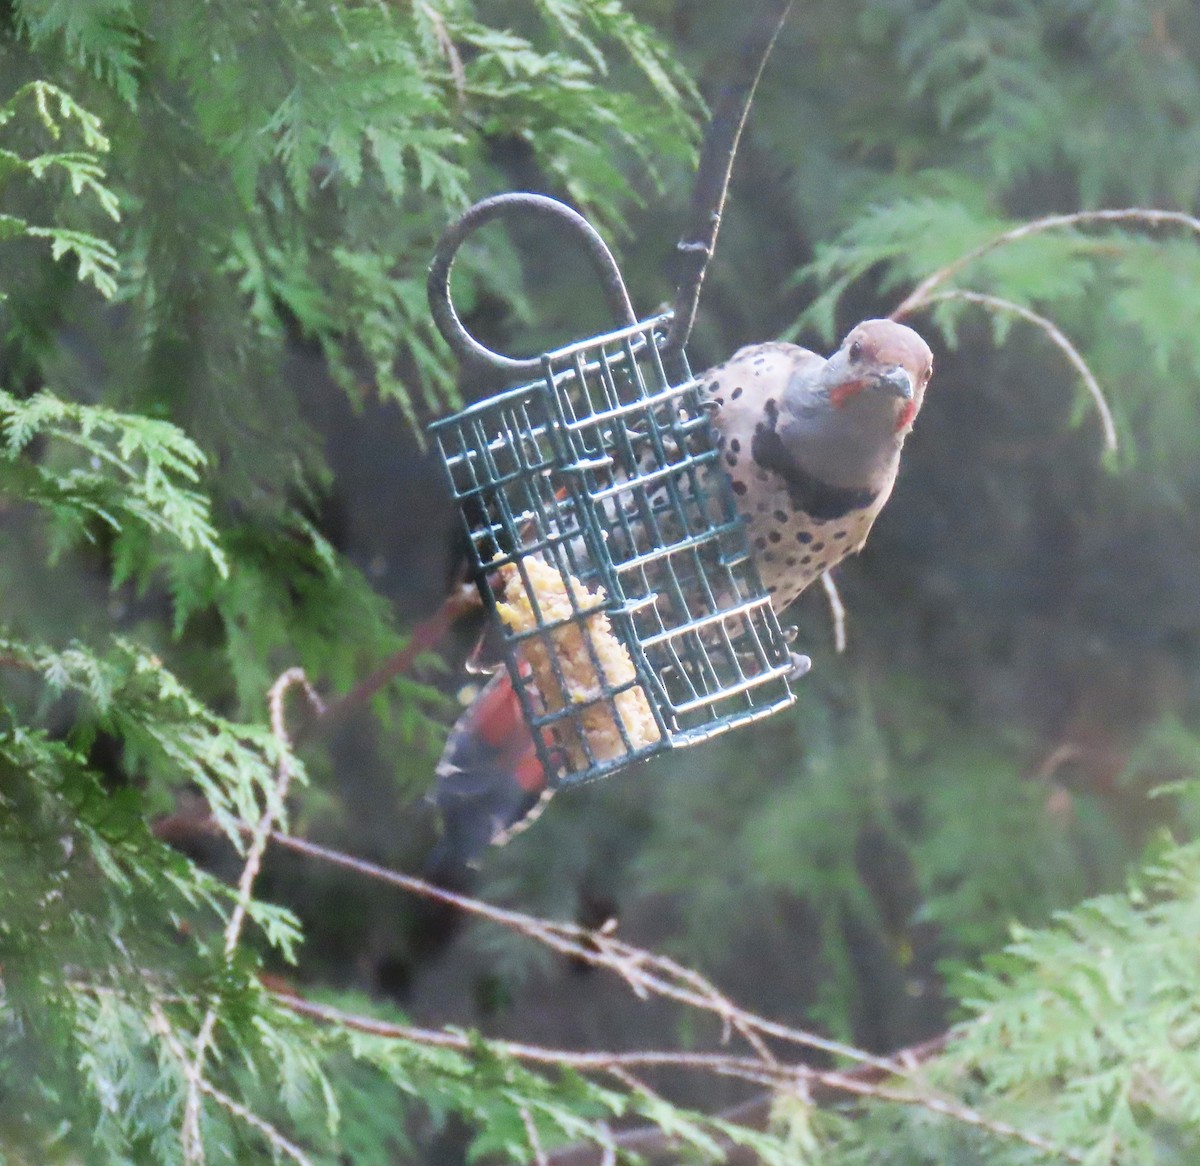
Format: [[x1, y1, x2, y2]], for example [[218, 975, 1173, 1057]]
[[429, 313, 795, 788]]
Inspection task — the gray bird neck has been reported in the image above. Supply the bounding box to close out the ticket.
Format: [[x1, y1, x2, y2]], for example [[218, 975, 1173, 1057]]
[[782, 381, 905, 490]]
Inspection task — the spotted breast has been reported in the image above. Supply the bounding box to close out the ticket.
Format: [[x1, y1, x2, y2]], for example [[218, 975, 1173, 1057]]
[[701, 320, 934, 612]]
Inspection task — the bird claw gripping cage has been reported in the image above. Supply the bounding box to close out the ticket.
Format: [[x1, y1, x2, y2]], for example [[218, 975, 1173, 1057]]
[[428, 193, 797, 789]]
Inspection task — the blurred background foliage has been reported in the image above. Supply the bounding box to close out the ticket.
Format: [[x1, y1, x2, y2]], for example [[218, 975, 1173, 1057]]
[[449, 0, 1200, 1055], [8, 0, 1200, 1162]]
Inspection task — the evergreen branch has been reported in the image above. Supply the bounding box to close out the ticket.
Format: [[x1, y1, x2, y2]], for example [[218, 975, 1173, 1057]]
[[418, 2, 467, 107], [251, 830, 1080, 1159], [4, 636, 280, 850], [0, 388, 227, 574], [0, 81, 120, 293], [922, 290, 1119, 453], [260, 829, 902, 1075], [197, 1082, 316, 1166], [151, 1002, 316, 1166], [180, 668, 319, 1164], [279, 995, 1078, 1161], [892, 207, 1200, 320], [24, 224, 119, 295]]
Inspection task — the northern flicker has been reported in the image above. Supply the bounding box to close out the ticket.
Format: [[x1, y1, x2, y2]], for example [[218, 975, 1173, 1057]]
[[428, 319, 933, 875], [705, 318, 933, 612]]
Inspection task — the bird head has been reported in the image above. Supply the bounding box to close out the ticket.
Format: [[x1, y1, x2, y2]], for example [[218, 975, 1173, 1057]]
[[822, 319, 934, 436]]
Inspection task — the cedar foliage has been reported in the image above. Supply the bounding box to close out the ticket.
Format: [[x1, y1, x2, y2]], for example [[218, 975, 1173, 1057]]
[[6, 1, 1200, 1164]]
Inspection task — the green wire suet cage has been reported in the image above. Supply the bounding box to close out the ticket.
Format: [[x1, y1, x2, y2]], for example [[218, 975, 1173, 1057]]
[[428, 194, 797, 788]]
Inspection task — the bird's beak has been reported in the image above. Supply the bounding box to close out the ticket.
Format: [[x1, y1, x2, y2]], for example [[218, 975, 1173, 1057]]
[[875, 366, 914, 401]]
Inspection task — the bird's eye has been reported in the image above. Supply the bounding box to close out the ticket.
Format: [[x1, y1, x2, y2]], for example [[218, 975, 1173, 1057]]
[[848, 340, 863, 361], [925, 363, 933, 381]]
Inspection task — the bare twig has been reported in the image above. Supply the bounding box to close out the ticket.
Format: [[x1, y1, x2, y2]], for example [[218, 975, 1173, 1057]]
[[888, 207, 1200, 459], [922, 290, 1118, 453], [603, 1065, 664, 1103], [226, 668, 323, 953], [664, 0, 795, 357], [521, 1106, 550, 1166], [263, 829, 900, 1076], [180, 668, 320, 1164], [1034, 742, 1084, 783], [597, 1131, 617, 1166], [892, 207, 1200, 321], [151, 597, 1081, 1164], [820, 571, 847, 654], [276, 995, 1079, 1162], [547, 1040, 946, 1166], [276, 994, 896, 1095], [304, 584, 477, 739], [257, 838, 1078, 1160]]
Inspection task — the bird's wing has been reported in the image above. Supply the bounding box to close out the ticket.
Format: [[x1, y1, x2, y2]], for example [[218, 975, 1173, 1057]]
[[699, 341, 823, 437], [426, 670, 549, 877], [698, 341, 823, 510]]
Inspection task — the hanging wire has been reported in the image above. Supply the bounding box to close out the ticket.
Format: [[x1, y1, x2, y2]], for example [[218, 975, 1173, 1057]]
[[663, 0, 795, 360]]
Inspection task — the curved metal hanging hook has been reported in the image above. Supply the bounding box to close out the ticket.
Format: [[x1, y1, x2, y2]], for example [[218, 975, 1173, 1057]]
[[428, 192, 638, 377]]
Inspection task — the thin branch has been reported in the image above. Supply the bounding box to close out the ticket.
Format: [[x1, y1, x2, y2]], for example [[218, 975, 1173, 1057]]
[[892, 207, 1200, 321], [596, 1128, 617, 1166], [419, 1, 467, 108], [923, 290, 1118, 453], [277, 994, 885, 1089], [664, 0, 795, 357], [820, 572, 847, 654], [276, 995, 1080, 1163], [260, 838, 1079, 1160], [227, 668, 323, 955], [521, 1106, 550, 1166], [548, 1041, 945, 1166], [555, 1123, 702, 1166], [302, 584, 477, 739], [149, 615, 1080, 1164], [263, 829, 900, 1076], [151, 1002, 315, 1166], [199, 1081, 316, 1166], [603, 1065, 664, 1103], [180, 668, 319, 1164]]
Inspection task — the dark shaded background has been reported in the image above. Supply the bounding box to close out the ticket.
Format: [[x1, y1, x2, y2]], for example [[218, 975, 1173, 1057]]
[[256, 9, 1200, 1142], [8, 2, 1200, 1158]]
